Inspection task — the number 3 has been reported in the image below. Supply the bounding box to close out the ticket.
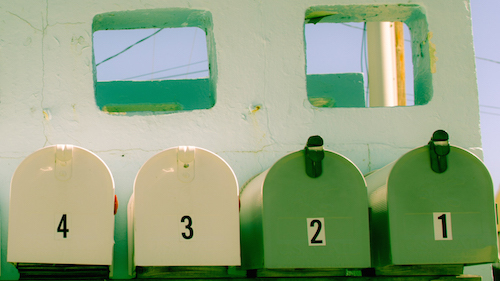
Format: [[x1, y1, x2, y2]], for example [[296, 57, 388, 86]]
[[181, 215, 193, 240]]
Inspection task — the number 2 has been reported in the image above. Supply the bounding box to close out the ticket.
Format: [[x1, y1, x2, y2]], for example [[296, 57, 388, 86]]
[[57, 214, 69, 238], [307, 218, 326, 246], [310, 220, 323, 244], [181, 215, 193, 240]]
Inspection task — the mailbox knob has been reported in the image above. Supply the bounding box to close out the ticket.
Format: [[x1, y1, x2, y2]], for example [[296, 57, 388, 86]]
[[428, 130, 450, 173], [305, 135, 325, 178]]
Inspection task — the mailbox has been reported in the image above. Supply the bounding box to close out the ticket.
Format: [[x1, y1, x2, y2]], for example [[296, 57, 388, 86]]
[[240, 136, 371, 273], [365, 130, 498, 268], [128, 146, 240, 275], [8, 145, 115, 276]]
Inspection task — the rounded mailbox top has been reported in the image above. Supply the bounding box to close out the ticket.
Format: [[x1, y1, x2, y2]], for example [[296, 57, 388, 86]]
[[11, 144, 114, 193], [387, 145, 493, 214], [8, 145, 115, 265], [133, 146, 238, 193], [263, 149, 367, 222]]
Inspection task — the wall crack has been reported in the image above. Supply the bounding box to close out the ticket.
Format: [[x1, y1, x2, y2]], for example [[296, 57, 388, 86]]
[[7, 11, 42, 32], [41, 0, 49, 147]]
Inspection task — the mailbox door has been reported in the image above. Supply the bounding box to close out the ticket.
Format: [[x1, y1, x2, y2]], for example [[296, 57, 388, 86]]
[[261, 150, 371, 269], [133, 146, 240, 266], [387, 146, 497, 265], [7, 145, 115, 265]]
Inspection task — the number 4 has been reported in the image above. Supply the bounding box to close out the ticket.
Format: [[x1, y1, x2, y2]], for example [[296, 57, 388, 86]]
[[57, 214, 69, 238], [433, 212, 452, 240]]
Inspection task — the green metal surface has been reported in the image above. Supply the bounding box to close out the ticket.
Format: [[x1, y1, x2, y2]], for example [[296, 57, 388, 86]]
[[240, 150, 371, 270], [369, 145, 498, 267], [307, 74, 365, 108], [240, 171, 267, 270]]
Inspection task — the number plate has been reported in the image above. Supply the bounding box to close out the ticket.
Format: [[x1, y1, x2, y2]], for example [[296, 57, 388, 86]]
[[307, 218, 326, 246], [433, 212, 452, 240]]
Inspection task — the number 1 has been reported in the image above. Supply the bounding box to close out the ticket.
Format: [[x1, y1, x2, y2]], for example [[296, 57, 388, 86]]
[[438, 214, 447, 238], [433, 212, 452, 240]]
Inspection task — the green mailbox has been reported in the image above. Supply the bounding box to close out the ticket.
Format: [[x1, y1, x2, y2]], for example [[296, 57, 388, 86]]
[[366, 130, 498, 268], [240, 136, 371, 274]]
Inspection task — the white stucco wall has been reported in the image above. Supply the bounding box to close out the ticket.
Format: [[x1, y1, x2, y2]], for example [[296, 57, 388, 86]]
[[0, 0, 481, 279]]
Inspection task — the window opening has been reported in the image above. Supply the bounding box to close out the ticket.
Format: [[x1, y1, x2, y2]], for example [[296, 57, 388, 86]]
[[92, 9, 216, 113], [305, 5, 431, 108]]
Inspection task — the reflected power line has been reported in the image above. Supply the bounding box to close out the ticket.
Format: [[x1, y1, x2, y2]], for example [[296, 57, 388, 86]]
[[123, 60, 208, 80], [96, 28, 164, 67]]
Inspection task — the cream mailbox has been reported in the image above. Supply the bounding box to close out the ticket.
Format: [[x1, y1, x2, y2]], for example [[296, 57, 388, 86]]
[[128, 146, 240, 274], [366, 130, 498, 268], [240, 136, 371, 273], [8, 145, 115, 275]]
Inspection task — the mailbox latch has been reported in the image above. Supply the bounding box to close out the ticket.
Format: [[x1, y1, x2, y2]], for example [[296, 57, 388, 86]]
[[428, 130, 450, 173], [55, 144, 73, 181], [178, 146, 195, 183], [305, 135, 324, 178]]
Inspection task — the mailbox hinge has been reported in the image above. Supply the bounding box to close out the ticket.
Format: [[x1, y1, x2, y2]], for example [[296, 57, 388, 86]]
[[55, 144, 73, 181], [304, 135, 324, 178], [428, 130, 450, 173]]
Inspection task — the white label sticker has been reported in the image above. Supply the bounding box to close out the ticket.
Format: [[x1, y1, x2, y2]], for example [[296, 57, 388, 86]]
[[55, 213, 70, 240], [433, 212, 452, 240], [307, 218, 326, 246]]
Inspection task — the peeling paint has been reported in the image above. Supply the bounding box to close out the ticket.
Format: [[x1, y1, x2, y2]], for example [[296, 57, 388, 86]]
[[103, 103, 183, 113], [248, 105, 267, 143], [71, 35, 88, 56], [42, 109, 51, 120], [309, 97, 335, 107], [250, 104, 262, 113], [367, 144, 372, 171], [428, 32, 438, 74]]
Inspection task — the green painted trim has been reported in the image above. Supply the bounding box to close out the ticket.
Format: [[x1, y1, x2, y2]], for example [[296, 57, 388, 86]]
[[92, 9, 211, 31], [95, 79, 213, 113], [305, 4, 422, 24], [307, 73, 365, 108]]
